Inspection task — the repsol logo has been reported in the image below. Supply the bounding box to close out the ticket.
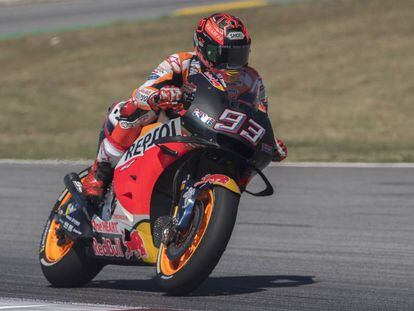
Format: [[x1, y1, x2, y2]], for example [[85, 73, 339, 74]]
[[120, 118, 181, 164]]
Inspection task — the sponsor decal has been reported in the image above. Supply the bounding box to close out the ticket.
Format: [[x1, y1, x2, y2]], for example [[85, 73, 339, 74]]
[[183, 186, 196, 200], [192, 108, 215, 126], [261, 143, 274, 155], [202, 72, 225, 91], [156, 63, 170, 75], [154, 67, 167, 76], [73, 180, 82, 193], [93, 237, 124, 258], [119, 120, 139, 129], [122, 229, 148, 260], [65, 214, 80, 226], [113, 213, 128, 221], [182, 186, 196, 210], [119, 111, 155, 130], [189, 58, 201, 76], [136, 88, 156, 104], [59, 214, 82, 237], [227, 31, 245, 40], [119, 118, 182, 164], [91, 219, 119, 234], [194, 174, 230, 187], [148, 73, 160, 80], [39, 219, 51, 253], [205, 20, 224, 44], [167, 55, 181, 73], [139, 87, 155, 96], [65, 202, 77, 215], [138, 93, 149, 103], [119, 159, 136, 172]]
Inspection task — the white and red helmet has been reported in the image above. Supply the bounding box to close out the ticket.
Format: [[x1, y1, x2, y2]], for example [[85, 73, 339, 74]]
[[194, 13, 251, 70]]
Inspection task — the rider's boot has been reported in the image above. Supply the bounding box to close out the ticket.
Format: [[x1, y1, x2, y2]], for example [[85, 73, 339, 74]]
[[58, 156, 114, 242], [82, 159, 114, 204]]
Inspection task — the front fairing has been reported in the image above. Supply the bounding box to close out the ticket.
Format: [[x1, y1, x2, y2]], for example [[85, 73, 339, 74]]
[[183, 73, 274, 171]]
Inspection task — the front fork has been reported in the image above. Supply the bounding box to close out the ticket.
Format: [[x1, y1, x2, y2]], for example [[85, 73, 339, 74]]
[[161, 173, 241, 246], [161, 176, 199, 246]]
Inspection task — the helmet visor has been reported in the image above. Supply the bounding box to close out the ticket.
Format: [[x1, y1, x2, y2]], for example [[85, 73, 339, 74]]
[[206, 44, 250, 69]]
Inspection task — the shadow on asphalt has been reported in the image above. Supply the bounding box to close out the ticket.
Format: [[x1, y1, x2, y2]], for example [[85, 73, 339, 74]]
[[87, 275, 315, 296]]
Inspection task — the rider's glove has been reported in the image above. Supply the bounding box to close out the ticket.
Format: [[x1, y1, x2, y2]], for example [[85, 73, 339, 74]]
[[272, 138, 287, 162], [159, 85, 182, 103], [150, 85, 183, 112]]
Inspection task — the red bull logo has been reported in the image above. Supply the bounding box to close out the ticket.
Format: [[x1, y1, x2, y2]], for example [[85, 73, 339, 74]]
[[202, 72, 225, 91], [93, 237, 124, 258], [194, 174, 231, 187], [122, 229, 148, 260]]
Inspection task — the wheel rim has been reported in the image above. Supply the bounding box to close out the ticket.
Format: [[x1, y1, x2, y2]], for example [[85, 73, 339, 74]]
[[159, 189, 214, 276], [44, 193, 74, 263]]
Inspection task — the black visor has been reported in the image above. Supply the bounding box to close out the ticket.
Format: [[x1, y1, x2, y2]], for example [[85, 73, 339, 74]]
[[206, 44, 250, 69]]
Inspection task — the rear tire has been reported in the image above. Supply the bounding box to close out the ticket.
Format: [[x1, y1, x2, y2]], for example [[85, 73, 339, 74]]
[[39, 169, 103, 287], [156, 186, 240, 295]]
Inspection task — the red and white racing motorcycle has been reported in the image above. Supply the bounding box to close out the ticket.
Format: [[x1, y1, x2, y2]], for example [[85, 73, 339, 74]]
[[39, 72, 275, 295]]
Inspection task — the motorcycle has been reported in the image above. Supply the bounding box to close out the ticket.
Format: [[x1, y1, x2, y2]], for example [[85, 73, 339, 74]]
[[39, 71, 276, 295]]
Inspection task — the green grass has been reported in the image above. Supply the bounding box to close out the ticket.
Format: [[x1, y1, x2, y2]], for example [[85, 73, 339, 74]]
[[0, 0, 413, 161]]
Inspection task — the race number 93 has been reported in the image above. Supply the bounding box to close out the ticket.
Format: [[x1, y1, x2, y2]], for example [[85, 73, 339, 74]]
[[213, 109, 266, 145]]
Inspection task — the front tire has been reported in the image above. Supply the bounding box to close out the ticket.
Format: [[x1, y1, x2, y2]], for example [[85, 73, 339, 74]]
[[39, 169, 103, 287], [156, 186, 240, 295]]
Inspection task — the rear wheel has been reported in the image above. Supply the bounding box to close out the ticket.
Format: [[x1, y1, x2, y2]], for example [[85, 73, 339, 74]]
[[39, 169, 103, 287], [156, 186, 240, 295]]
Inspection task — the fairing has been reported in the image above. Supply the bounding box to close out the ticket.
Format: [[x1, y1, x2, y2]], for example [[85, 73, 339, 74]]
[[113, 118, 192, 217]]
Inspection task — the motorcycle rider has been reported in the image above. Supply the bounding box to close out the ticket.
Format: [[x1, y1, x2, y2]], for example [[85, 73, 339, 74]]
[[82, 13, 288, 203]]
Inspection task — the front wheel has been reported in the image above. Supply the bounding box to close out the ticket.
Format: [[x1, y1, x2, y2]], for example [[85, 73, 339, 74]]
[[39, 169, 103, 287], [156, 186, 240, 295]]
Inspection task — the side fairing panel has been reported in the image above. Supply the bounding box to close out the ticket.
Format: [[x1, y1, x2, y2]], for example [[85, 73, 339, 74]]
[[113, 118, 189, 217]]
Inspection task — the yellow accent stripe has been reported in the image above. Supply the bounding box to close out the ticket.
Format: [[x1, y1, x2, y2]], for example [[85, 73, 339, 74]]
[[173, 0, 268, 16]]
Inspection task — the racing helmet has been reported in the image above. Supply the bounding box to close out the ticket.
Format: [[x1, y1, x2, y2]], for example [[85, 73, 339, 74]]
[[194, 13, 251, 70]]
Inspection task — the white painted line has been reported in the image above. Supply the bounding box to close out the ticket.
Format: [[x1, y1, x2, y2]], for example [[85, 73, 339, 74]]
[[0, 159, 413, 168], [0, 298, 132, 310], [0, 307, 46, 310]]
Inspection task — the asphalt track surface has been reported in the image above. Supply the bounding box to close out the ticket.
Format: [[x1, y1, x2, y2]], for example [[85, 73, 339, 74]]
[[0, 0, 261, 37], [0, 162, 413, 310]]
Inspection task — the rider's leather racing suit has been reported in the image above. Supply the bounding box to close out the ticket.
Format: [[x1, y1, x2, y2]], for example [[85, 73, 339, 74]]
[[83, 52, 286, 199]]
